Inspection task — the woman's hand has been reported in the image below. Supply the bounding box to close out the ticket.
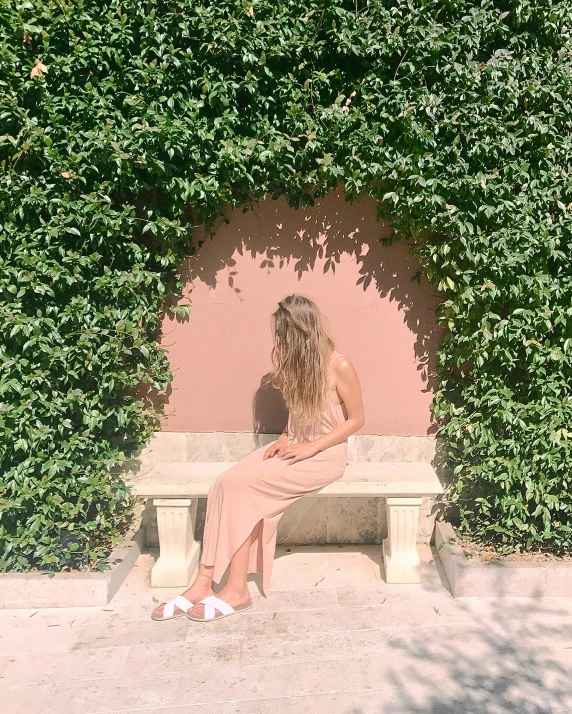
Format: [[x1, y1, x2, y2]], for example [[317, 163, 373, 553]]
[[278, 441, 321, 465], [263, 433, 289, 460]]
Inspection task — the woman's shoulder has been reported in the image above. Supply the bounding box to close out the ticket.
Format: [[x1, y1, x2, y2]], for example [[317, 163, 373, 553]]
[[329, 351, 353, 370]]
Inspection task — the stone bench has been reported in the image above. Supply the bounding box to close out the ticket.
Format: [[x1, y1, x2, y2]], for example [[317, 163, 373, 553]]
[[130, 460, 443, 589]]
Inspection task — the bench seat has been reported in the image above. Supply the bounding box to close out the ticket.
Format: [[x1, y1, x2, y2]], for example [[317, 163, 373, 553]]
[[129, 461, 443, 589], [131, 461, 442, 498]]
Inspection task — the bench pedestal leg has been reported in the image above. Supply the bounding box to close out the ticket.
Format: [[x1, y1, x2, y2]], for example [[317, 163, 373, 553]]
[[383, 497, 422, 584], [151, 498, 201, 588]]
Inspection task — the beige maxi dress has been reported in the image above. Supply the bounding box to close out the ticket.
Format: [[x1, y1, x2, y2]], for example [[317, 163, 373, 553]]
[[200, 353, 349, 595]]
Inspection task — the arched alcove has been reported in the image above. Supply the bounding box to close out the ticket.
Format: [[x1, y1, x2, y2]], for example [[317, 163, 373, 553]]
[[159, 189, 442, 437], [141, 189, 444, 546]]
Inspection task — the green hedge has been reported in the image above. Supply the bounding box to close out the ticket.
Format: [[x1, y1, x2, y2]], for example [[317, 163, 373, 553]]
[[1, 0, 572, 571]]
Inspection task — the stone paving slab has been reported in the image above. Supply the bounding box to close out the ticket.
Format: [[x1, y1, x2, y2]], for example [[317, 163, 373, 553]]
[[2, 646, 131, 684], [1, 545, 572, 714]]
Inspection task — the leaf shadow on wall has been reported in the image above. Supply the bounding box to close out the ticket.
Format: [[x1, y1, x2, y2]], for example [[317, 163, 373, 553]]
[[174, 190, 443, 435]]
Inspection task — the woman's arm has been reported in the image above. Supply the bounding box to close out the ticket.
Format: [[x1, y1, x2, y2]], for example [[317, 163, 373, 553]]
[[263, 419, 289, 459], [312, 356, 365, 452], [278, 357, 365, 464]]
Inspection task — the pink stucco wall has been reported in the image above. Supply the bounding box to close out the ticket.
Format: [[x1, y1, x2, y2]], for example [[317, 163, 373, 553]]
[[159, 190, 441, 436]]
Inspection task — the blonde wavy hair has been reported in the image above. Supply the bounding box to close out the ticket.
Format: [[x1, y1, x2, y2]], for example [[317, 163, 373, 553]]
[[269, 294, 335, 426]]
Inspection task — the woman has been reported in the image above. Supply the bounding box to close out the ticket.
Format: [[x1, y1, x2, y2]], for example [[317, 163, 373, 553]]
[[152, 294, 365, 622]]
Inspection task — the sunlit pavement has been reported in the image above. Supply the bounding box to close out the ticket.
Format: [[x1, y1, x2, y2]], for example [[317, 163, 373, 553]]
[[1, 544, 571, 714]]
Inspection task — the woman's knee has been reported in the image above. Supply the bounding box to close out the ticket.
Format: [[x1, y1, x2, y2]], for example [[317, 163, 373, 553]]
[[207, 472, 228, 499], [214, 469, 244, 495]]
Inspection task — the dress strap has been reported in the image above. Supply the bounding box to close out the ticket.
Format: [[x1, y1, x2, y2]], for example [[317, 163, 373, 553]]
[[329, 353, 346, 367]]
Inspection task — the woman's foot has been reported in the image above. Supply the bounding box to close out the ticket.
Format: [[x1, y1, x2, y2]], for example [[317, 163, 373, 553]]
[[152, 572, 214, 619], [188, 583, 251, 619]]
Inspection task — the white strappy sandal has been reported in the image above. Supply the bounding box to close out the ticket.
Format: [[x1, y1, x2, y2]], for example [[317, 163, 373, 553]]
[[151, 595, 194, 621], [187, 595, 253, 622]]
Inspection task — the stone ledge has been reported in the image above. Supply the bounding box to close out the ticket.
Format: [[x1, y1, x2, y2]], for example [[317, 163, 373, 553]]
[[135, 431, 437, 465], [0, 515, 144, 610], [435, 520, 572, 598]]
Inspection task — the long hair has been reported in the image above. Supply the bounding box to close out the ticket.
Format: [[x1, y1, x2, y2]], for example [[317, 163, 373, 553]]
[[269, 294, 335, 426]]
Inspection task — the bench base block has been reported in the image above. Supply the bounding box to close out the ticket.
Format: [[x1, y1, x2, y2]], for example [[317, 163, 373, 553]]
[[382, 497, 423, 584], [151, 498, 201, 588]]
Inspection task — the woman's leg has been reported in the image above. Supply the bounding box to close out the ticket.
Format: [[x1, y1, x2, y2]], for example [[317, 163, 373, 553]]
[[188, 525, 254, 618], [152, 480, 223, 618], [152, 445, 281, 619], [152, 466, 253, 619]]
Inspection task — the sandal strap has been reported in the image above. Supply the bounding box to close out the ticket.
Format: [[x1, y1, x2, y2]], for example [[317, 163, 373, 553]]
[[163, 595, 194, 618], [199, 595, 235, 619]]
